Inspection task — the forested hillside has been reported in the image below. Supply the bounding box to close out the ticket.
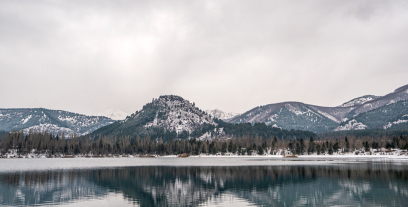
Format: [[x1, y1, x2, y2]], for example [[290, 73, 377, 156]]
[[0, 108, 114, 136]]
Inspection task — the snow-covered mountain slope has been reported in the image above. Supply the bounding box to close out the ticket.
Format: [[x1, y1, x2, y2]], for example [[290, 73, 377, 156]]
[[228, 84, 408, 133], [227, 102, 345, 133], [335, 99, 408, 131], [90, 95, 216, 140], [0, 108, 114, 136], [338, 95, 380, 107], [142, 95, 216, 133], [205, 109, 240, 121], [345, 84, 408, 118], [97, 109, 128, 120]]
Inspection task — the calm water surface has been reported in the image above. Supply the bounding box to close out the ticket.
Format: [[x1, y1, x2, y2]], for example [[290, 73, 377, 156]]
[[0, 157, 407, 206]]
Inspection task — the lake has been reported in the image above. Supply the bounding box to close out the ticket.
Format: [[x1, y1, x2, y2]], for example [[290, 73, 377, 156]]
[[0, 157, 407, 206]]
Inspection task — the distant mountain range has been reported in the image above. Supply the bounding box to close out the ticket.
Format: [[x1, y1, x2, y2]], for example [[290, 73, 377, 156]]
[[96, 109, 128, 120], [1, 84, 407, 137], [0, 108, 114, 136], [228, 84, 408, 133], [205, 109, 240, 121]]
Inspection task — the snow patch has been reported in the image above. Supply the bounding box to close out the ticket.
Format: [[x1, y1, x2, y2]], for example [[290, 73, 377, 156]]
[[285, 104, 304, 115], [334, 119, 368, 131], [271, 124, 281, 129], [387, 100, 396, 105], [269, 114, 278, 122], [58, 115, 77, 123], [23, 124, 77, 137], [20, 115, 32, 124], [383, 119, 408, 129], [314, 109, 340, 123], [339, 95, 378, 107]]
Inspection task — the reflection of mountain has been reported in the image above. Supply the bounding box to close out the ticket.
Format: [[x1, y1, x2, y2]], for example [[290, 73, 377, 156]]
[[88, 165, 408, 207], [0, 164, 407, 206], [0, 170, 107, 206], [88, 167, 219, 207]]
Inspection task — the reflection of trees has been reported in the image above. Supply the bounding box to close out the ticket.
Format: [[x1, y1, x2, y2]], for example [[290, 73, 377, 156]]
[[0, 163, 407, 206], [0, 170, 107, 206], [88, 164, 408, 207]]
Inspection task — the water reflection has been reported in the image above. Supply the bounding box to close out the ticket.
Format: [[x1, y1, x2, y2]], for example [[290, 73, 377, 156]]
[[0, 162, 407, 206]]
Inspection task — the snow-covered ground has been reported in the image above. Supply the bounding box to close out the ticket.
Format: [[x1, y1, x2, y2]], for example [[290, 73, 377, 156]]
[[2, 149, 407, 159]]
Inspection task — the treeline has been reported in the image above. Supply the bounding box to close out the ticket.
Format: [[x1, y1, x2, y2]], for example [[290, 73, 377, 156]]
[[288, 135, 408, 155], [1, 130, 407, 157], [321, 128, 408, 139], [90, 119, 316, 143]]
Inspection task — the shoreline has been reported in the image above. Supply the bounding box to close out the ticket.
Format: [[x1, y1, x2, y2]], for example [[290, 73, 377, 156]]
[[2, 153, 408, 159]]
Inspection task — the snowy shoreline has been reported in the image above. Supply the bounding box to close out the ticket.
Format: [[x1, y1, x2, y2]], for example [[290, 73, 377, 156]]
[[3, 152, 408, 159]]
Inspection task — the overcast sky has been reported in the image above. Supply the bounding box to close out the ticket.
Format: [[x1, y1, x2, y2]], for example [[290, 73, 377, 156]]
[[1, 0, 408, 116]]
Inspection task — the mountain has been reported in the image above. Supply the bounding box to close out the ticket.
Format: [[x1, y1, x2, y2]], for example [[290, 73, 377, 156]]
[[228, 84, 408, 133], [341, 84, 408, 119], [335, 99, 408, 131], [227, 102, 351, 133], [90, 95, 217, 141], [338, 95, 380, 107], [97, 109, 128, 120], [205, 109, 240, 121], [335, 84, 408, 131], [0, 108, 114, 136]]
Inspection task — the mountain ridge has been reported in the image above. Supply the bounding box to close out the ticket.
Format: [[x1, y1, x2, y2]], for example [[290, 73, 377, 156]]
[[227, 84, 408, 133], [0, 108, 114, 136]]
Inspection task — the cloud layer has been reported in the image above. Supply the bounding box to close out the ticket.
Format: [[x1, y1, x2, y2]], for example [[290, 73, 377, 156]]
[[1, 0, 408, 115]]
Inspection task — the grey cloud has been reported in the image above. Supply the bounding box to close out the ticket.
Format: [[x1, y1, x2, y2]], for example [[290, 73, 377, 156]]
[[0, 0, 407, 115]]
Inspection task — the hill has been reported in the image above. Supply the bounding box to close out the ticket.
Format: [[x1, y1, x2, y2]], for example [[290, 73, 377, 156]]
[[89, 95, 217, 141]]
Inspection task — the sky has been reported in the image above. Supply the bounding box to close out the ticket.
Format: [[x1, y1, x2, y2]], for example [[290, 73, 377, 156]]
[[1, 0, 408, 116]]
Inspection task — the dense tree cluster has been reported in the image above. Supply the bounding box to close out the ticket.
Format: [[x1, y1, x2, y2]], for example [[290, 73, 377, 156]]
[[288, 135, 408, 155], [214, 119, 316, 139], [1, 130, 407, 158], [90, 118, 315, 143]]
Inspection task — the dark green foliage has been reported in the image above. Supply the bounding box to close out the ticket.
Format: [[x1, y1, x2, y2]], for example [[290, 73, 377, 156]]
[[333, 141, 339, 153], [289, 138, 307, 155], [320, 128, 408, 138], [371, 141, 380, 150], [328, 148, 333, 155], [2, 130, 405, 157], [343, 100, 408, 130], [228, 141, 233, 153], [232, 143, 237, 154], [392, 136, 400, 148], [321, 142, 326, 154], [231, 104, 340, 133], [316, 143, 321, 155], [214, 119, 315, 140], [307, 137, 315, 154], [221, 143, 227, 155], [363, 141, 370, 152], [345, 137, 350, 152], [288, 140, 294, 153]]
